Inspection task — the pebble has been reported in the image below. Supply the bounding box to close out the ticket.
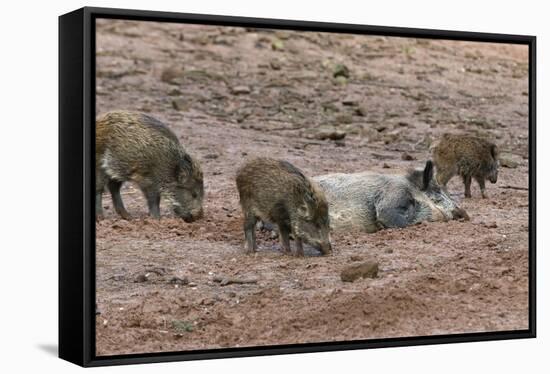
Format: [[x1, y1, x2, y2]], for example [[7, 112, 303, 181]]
[[231, 85, 251, 95], [169, 276, 189, 286], [271, 39, 284, 51], [160, 66, 184, 84], [401, 152, 415, 161], [270, 60, 282, 70], [355, 106, 368, 117], [333, 63, 350, 78], [172, 99, 188, 111], [135, 274, 148, 283], [314, 128, 347, 141]]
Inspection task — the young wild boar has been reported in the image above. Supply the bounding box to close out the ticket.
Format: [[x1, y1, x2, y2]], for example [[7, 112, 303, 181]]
[[432, 133, 499, 198], [313, 161, 469, 233], [236, 158, 332, 256], [96, 111, 204, 221]]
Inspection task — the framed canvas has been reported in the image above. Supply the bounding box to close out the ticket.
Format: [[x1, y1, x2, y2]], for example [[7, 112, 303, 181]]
[[59, 6, 536, 367]]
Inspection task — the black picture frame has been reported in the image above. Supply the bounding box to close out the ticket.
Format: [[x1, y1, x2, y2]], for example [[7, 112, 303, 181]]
[[59, 6, 536, 367]]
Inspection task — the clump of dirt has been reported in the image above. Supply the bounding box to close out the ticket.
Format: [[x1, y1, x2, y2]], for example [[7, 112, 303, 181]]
[[95, 20, 529, 356], [341, 261, 379, 282]]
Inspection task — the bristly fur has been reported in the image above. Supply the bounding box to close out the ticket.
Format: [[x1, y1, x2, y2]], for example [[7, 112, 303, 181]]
[[432, 133, 499, 198], [235, 157, 331, 255], [95, 110, 204, 220]]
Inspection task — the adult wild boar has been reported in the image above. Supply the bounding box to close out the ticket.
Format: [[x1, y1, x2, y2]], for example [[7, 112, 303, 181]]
[[236, 158, 332, 256], [313, 161, 469, 233], [96, 111, 204, 221]]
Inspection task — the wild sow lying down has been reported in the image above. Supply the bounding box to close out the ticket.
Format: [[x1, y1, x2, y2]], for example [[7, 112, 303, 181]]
[[313, 161, 469, 233], [95, 111, 204, 221], [236, 158, 332, 256]]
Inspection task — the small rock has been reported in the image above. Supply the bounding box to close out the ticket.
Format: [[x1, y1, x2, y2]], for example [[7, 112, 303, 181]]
[[382, 163, 391, 169], [172, 99, 188, 111], [334, 113, 353, 124], [360, 127, 380, 142], [200, 298, 216, 306], [355, 106, 368, 117], [161, 67, 184, 84], [333, 64, 350, 78], [342, 96, 360, 106], [341, 261, 379, 282], [188, 282, 198, 287], [484, 222, 498, 229], [231, 85, 251, 95], [271, 39, 285, 51], [314, 128, 347, 141], [322, 102, 340, 113], [204, 153, 219, 160], [401, 152, 415, 161], [270, 60, 282, 70], [385, 248, 394, 254], [349, 255, 363, 262], [499, 153, 519, 168], [168, 88, 182, 96], [169, 276, 189, 286], [135, 274, 148, 283]]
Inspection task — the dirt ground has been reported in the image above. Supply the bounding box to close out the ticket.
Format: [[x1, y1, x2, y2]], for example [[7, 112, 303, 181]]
[[95, 19, 530, 356]]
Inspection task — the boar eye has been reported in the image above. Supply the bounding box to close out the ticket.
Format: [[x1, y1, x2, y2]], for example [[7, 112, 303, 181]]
[[399, 199, 414, 211]]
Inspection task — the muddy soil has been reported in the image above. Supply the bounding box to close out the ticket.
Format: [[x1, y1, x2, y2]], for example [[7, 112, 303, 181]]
[[95, 19, 529, 356]]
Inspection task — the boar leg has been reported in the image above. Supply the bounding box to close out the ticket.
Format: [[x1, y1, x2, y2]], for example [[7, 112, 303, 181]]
[[143, 188, 161, 219], [475, 176, 487, 198], [463, 174, 472, 198], [95, 192, 104, 220], [108, 180, 131, 220], [294, 238, 305, 257], [96, 169, 105, 219], [278, 222, 292, 255], [243, 213, 257, 253]]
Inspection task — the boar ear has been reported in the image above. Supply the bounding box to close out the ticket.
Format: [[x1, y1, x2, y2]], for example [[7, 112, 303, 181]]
[[422, 160, 434, 190], [175, 158, 193, 181], [304, 190, 316, 205], [300, 192, 317, 219]]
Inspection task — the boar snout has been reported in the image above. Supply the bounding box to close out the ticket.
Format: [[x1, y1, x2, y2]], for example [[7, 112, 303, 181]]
[[451, 207, 469, 221], [489, 175, 498, 184]]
